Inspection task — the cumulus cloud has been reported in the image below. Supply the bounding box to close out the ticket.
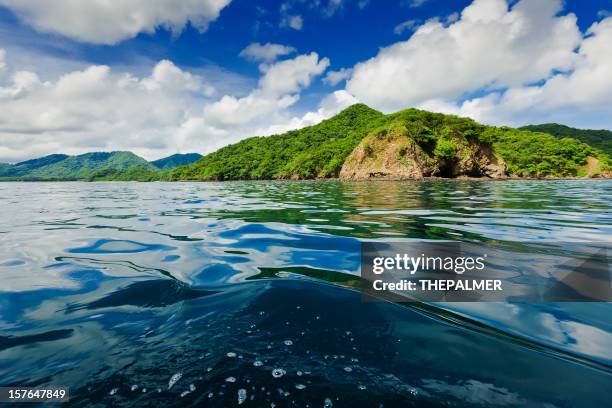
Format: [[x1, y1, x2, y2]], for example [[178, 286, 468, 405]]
[[419, 16, 612, 128], [267, 90, 359, 134], [0, 0, 232, 45], [323, 67, 353, 86], [0, 53, 217, 162], [239, 42, 296, 62], [0, 47, 334, 162], [203, 52, 330, 128], [346, 0, 582, 112], [258, 53, 329, 95]]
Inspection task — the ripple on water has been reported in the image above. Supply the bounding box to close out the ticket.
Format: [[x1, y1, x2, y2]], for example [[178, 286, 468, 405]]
[[68, 239, 176, 254]]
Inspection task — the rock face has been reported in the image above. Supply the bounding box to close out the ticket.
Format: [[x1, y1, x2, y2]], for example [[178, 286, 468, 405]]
[[339, 130, 428, 180], [340, 129, 507, 180]]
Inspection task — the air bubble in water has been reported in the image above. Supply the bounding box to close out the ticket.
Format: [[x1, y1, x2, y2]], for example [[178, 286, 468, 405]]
[[109, 388, 118, 396], [131, 384, 138, 391], [324, 397, 333, 407], [238, 388, 247, 405], [295, 384, 306, 390], [284, 340, 293, 346], [253, 360, 264, 367], [272, 368, 286, 378], [227, 352, 237, 358], [226, 377, 237, 383]]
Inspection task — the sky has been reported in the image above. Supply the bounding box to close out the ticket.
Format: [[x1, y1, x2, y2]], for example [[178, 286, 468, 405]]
[[0, 0, 611, 163]]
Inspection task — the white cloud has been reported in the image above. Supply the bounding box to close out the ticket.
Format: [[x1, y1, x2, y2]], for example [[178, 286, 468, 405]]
[[142, 59, 214, 95], [239, 42, 296, 62], [0, 54, 217, 162], [419, 16, 612, 128], [269, 90, 359, 133], [0, 48, 334, 162], [281, 14, 303, 30], [346, 0, 582, 112], [238, 90, 358, 138], [393, 19, 418, 35], [258, 52, 330, 95], [203, 52, 330, 128], [323, 67, 353, 86], [0, 0, 232, 45]]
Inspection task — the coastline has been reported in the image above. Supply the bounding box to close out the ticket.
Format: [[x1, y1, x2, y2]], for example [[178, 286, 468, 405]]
[[2, 175, 611, 183]]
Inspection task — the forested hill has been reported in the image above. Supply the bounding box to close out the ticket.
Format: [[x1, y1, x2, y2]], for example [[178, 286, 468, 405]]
[[172, 104, 611, 181], [0, 152, 205, 181], [151, 153, 202, 170], [172, 104, 386, 180], [2, 106, 610, 181], [520, 123, 612, 157], [0, 151, 156, 180]]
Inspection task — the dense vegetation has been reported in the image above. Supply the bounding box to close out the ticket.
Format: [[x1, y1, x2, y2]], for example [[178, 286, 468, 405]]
[[0, 154, 69, 177], [172, 104, 386, 180], [87, 166, 168, 181], [0, 151, 161, 181], [151, 153, 202, 170], [173, 105, 611, 180], [480, 127, 606, 177], [0, 152, 206, 181], [1, 105, 610, 181], [521, 123, 612, 157]]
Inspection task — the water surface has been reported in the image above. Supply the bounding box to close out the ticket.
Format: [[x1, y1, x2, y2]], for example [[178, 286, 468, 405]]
[[1, 180, 611, 407]]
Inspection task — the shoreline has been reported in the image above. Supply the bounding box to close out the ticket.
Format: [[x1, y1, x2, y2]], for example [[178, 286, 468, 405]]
[[1, 176, 611, 183]]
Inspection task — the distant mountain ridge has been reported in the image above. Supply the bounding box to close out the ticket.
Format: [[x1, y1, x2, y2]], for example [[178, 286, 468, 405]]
[[0, 151, 155, 180], [0, 151, 205, 180], [520, 123, 612, 157], [151, 153, 202, 170]]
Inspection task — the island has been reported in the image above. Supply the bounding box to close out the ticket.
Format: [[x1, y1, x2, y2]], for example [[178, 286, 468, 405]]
[[1, 104, 610, 181]]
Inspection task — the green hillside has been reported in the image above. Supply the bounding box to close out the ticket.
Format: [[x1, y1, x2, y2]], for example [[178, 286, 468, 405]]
[[151, 153, 202, 170], [0, 154, 69, 177], [0, 151, 161, 180], [520, 123, 612, 157], [172, 104, 611, 180], [172, 104, 386, 180], [2, 107, 610, 182], [87, 166, 167, 181]]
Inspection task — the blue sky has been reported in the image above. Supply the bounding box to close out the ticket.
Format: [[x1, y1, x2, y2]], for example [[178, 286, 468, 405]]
[[0, 0, 611, 162]]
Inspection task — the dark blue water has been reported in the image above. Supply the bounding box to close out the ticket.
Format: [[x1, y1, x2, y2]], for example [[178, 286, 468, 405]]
[[0, 180, 611, 407]]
